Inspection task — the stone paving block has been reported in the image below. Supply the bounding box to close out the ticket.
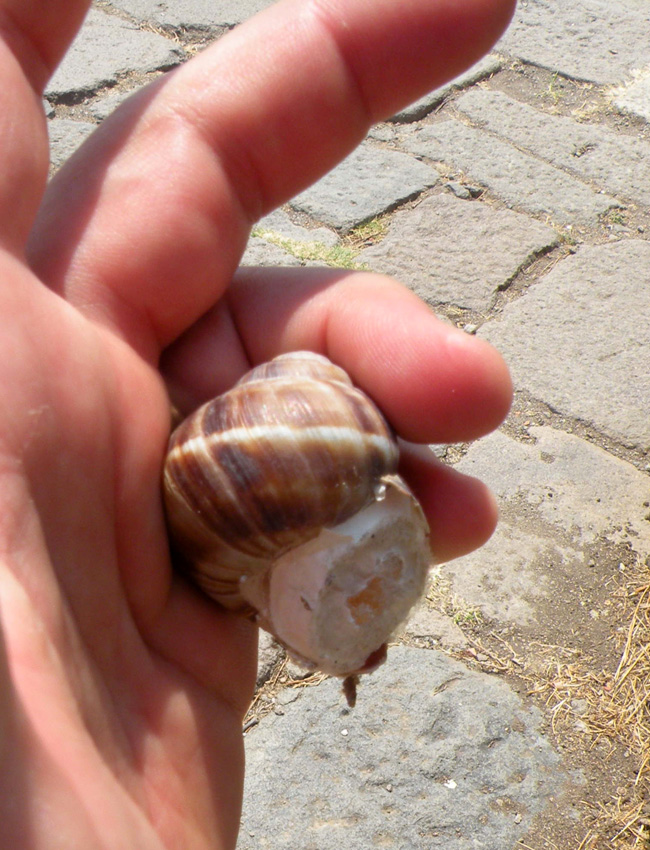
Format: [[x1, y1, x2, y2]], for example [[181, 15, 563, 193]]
[[359, 193, 558, 311], [240, 238, 302, 267], [390, 54, 502, 123], [447, 520, 576, 627], [255, 208, 339, 247], [402, 120, 619, 225], [242, 208, 340, 266], [256, 631, 282, 688], [239, 647, 565, 850], [109, 0, 275, 28], [461, 429, 650, 554], [290, 143, 438, 232], [88, 87, 140, 121], [447, 427, 650, 632], [367, 124, 397, 144], [401, 603, 468, 651], [480, 240, 650, 450], [614, 72, 650, 123], [497, 0, 650, 86], [45, 8, 184, 100], [456, 88, 650, 206], [48, 119, 96, 170]]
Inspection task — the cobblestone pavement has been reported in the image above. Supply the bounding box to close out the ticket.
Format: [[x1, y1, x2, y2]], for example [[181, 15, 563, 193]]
[[47, 2, 650, 848]]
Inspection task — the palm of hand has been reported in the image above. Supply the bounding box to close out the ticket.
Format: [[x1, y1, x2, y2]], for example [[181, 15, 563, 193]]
[[0, 1, 515, 848], [0, 254, 256, 848]]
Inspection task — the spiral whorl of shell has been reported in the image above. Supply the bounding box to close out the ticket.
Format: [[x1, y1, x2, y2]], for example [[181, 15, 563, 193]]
[[163, 352, 431, 677]]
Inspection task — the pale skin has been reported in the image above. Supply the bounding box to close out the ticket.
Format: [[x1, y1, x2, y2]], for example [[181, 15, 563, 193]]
[[0, 0, 516, 847]]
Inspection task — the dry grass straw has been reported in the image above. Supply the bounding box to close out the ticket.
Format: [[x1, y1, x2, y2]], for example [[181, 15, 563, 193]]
[[572, 561, 650, 850], [536, 576, 649, 848], [464, 556, 650, 849], [245, 654, 328, 728]]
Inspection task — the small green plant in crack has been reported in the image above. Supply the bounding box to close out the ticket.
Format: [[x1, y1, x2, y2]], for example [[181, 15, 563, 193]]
[[538, 71, 564, 108], [251, 215, 389, 269], [608, 210, 627, 227], [559, 228, 578, 247], [425, 569, 484, 628], [452, 607, 483, 627], [251, 228, 368, 269]]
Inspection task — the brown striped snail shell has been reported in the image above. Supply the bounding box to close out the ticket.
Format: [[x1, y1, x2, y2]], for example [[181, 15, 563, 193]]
[[163, 351, 431, 678]]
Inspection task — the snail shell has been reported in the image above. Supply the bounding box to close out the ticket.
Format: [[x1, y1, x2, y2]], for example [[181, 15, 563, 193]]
[[163, 351, 431, 677]]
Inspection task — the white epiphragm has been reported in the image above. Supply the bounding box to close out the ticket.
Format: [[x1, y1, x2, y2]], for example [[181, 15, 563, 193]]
[[242, 475, 430, 677]]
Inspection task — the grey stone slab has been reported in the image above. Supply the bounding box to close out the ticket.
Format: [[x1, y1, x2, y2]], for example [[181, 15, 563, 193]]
[[456, 88, 650, 206], [497, 0, 650, 86], [480, 241, 650, 450], [367, 124, 397, 143], [243, 207, 339, 265], [110, 0, 275, 28], [88, 87, 140, 121], [447, 428, 650, 629], [255, 208, 339, 247], [359, 193, 558, 311], [390, 54, 503, 123], [402, 120, 620, 225], [447, 520, 575, 627], [256, 631, 282, 688], [461, 429, 650, 553], [401, 603, 468, 651], [45, 9, 184, 99], [240, 237, 302, 267], [239, 646, 565, 850], [48, 119, 96, 170], [290, 143, 438, 232], [284, 657, 316, 681], [614, 72, 650, 123]]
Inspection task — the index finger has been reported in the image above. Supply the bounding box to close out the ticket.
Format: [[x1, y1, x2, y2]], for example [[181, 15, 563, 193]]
[[28, 0, 516, 359], [162, 267, 513, 445]]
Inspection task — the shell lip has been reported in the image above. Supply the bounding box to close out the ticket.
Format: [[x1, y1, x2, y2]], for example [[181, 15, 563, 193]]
[[341, 644, 389, 707], [349, 643, 388, 676]]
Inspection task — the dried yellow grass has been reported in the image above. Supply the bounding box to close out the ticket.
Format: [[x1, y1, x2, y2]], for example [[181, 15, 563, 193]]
[[445, 554, 650, 849]]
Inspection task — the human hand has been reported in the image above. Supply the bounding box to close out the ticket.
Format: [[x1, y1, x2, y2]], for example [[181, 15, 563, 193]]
[[0, 0, 515, 847]]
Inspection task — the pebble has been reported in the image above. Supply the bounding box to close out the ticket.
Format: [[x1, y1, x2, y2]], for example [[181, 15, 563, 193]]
[[446, 181, 472, 200]]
